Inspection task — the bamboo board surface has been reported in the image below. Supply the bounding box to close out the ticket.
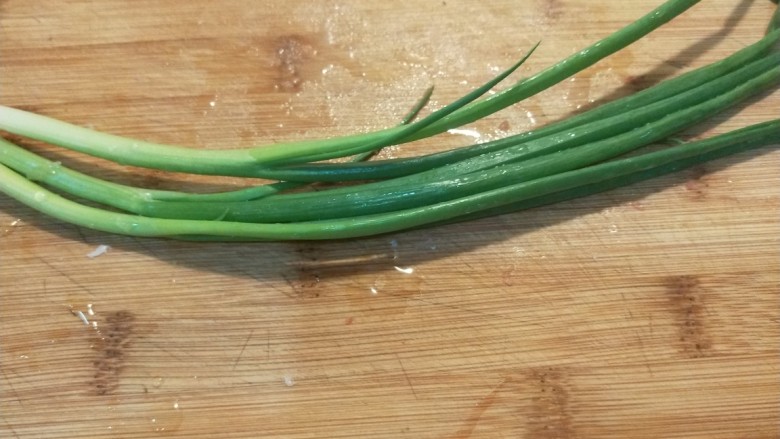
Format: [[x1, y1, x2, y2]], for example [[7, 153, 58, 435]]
[[1, 1, 779, 438]]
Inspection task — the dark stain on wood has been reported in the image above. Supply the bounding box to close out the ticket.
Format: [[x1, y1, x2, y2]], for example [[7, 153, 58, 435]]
[[450, 369, 574, 438], [623, 60, 679, 93], [543, 0, 564, 21], [136, 168, 170, 190], [683, 165, 710, 200], [665, 275, 712, 358], [91, 310, 136, 395], [624, 73, 654, 92], [288, 243, 323, 297], [271, 35, 318, 92], [527, 367, 574, 439]]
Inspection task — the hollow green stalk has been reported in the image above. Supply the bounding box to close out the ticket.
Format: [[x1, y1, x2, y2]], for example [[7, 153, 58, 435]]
[[0, 139, 297, 204], [0, 0, 701, 176], [3, 51, 776, 221], [269, 28, 780, 182], [440, 121, 780, 225], [350, 85, 436, 163], [137, 62, 780, 223], [1, 119, 776, 241]]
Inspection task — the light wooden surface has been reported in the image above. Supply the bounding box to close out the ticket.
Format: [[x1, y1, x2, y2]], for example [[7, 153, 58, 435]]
[[1, 1, 779, 438]]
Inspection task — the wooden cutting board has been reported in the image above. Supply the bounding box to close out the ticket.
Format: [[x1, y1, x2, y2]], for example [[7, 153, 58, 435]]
[[1, 1, 778, 437]]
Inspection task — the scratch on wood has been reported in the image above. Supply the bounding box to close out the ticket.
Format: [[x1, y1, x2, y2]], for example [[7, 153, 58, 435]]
[[406, 295, 526, 325], [72, 223, 89, 244], [147, 340, 186, 362], [266, 329, 271, 362], [131, 236, 164, 259], [451, 378, 507, 439], [233, 329, 254, 371], [395, 354, 418, 400], [238, 268, 295, 298], [621, 292, 634, 318], [38, 257, 95, 297], [3, 419, 21, 439], [1, 369, 23, 407], [634, 329, 654, 376]]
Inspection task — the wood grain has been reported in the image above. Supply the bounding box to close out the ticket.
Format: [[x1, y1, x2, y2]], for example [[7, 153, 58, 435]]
[[1, 1, 778, 438]]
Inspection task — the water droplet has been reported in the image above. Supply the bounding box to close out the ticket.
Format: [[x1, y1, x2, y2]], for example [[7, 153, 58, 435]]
[[48, 161, 62, 175], [394, 266, 414, 275], [447, 128, 482, 140], [525, 110, 537, 126], [370, 286, 378, 295], [33, 192, 46, 202], [114, 218, 141, 234], [389, 239, 399, 259], [148, 399, 183, 433], [608, 224, 619, 233], [75, 310, 90, 325], [283, 375, 295, 387]]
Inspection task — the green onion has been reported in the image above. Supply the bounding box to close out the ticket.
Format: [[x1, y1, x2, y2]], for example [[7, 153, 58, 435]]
[[130, 55, 780, 223], [271, 29, 780, 183], [1, 120, 777, 240], [4, 44, 775, 221], [0, 0, 701, 176], [1, 0, 777, 242]]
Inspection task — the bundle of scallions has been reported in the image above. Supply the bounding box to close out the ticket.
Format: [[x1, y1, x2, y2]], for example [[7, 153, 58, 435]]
[[0, 0, 778, 241]]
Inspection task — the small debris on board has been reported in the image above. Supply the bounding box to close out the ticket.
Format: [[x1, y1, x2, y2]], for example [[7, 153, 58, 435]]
[[87, 244, 110, 258]]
